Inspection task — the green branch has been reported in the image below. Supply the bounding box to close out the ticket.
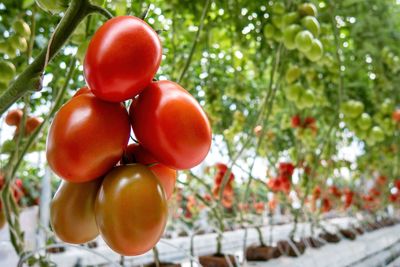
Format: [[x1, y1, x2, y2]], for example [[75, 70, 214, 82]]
[[0, 0, 112, 116]]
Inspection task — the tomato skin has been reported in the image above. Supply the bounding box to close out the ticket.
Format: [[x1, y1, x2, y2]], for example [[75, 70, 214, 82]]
[[25, 117, 43, 135], [5, 109, 23, 126], [123, 143, 176, 199], [130, 81, 212, 170], [46, 94, 130, 182], [95, 164, 168, 256], [84, 16, 162, 102], [50, 179, 102, 244], [73, 86, 92, 97]]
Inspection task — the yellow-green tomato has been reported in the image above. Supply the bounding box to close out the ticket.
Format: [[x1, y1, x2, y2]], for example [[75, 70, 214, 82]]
[[95, 164, 168, 256], [357, 113, 372, 130], [10, 35, 28, 52], [0, 61, 16, 83], [285, 83, 303, 102], [298, 3, 318, 17], [302, 16, 320, 36], [306, 39, 323, 62], [295, 30, 313, 52], [283, 24, 301, 50], [12, 20, 31, 38], [285, 65, 301, 84], [50, 179, 102, 244]]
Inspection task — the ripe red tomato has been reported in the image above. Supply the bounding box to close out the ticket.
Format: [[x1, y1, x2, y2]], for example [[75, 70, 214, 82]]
[[46, 94, 130, 182], [123, 143, 177, 199], [73, 86, 92, 97], [129, 80, 212, 170], [25, 117, 43, 135], [84, 16, 162, 102], [51, 179, 102, 244], [393, 109, 400, 123], [5, 109, 23, 126], [95, 164, 168, 256]]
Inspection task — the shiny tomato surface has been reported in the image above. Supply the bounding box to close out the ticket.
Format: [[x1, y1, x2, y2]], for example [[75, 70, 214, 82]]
[[50, 179, 102, 244], [129, 80, 212, 170], [84, 16, 162, 102], [46, 94, 130, 182], [123, 143, 176, 199], [95, 164, 168, 256]]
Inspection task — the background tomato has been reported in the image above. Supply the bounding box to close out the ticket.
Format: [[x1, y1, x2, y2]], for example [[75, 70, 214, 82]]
[[50, 179, 102, 244], [130, 80, 212, 170], [123, 143, 177, 199], [5, 109, 23, 126], [46, 93, 130, 182], [95, 164, 168, 256], [84, 16, 162, 102]]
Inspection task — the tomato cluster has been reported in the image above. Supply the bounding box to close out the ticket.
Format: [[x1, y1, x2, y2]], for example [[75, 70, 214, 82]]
[[5, 109, 43, 136], [267, 162, 295, 194], [212, 163, 235, 209], [46, 16, 211, 256]]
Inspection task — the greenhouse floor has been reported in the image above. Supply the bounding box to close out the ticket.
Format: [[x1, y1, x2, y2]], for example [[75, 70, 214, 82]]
[[1, 211, 400, 266]]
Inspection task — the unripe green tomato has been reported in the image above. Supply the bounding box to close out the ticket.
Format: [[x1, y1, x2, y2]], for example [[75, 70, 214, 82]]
[[342, 100, 363, 118], [380, 118, 394, 133], [370, 126, 385, 142], [35, 0, 69, 13], [301, 89, 315, 108], [356, 128, 368, 140], [272, 2, 285, 15], [0, 42, 7, 54], [285, 83, 303, 102], [5, 45, 17, 59], [357, 113, 372, 130], [283, 24, 301, 50], [13, 19, 31, 38], [298, 3, 318, 17], [272, 29, 283, 42], [305, 39, 323, 62], [0, 82, 7, 91], [380, 98, 394, 114], [280, 114, 291, 130], [0, 61, 16, 83], [285, 65, 301, 84], [282, 12, 300, 27], [272, 16, 284, 30], [302, 16, 320, 37], [264, 24, 276, 39], [10, 35, 28, 52], [295, 30, 313, 53]]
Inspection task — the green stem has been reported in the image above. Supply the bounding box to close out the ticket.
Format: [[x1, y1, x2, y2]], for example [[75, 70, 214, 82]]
[[153, 246, 160, 267], [0, 0, 110, 116], [177, 0, 211, 83]]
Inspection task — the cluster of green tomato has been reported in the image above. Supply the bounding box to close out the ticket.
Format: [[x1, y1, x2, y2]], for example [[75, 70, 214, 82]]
[[264, 2, 324, 62], [0, 19, 31, 90], [283, 65, 317, 109], [341, 99, 395, 145]]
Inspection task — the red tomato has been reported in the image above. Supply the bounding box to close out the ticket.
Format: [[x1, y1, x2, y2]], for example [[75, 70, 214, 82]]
[[25, 117, 43, 135], [84, 16, 162, 102], [5, 109, 23, 126], [46, 94, 130, 182], [129, 80, 212, 170], [73, 86, 92, 97], [393, 109, 400, 123], [123, 143, 177, 199]]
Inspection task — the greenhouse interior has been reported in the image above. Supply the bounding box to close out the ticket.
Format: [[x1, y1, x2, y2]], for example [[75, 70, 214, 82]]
[[0, 0, 400, 266]]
